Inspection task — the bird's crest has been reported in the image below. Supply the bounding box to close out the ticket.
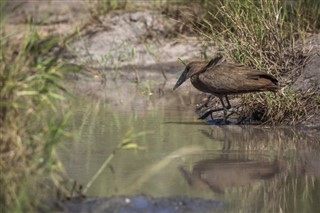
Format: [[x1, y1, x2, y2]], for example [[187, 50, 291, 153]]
[[196, 54, 224, 75]]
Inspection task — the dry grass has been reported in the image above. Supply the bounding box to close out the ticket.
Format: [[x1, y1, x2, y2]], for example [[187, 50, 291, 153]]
[[241, 89, 320, 124]]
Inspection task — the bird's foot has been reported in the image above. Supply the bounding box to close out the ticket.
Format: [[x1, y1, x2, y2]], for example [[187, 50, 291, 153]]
[[199, 109, 237, 125], [198, 110, 214, 120], [197, 107, 226, 120], [206, 118, 231, 125], [207, 119, 224, 125]]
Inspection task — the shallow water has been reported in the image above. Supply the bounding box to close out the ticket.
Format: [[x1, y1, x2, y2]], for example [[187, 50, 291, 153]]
[[59, 95, 320, 213]]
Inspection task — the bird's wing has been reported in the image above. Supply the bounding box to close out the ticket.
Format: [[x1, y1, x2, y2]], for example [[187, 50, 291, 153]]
[[197, 64, 278, 94], [197, 64, 241, 93]]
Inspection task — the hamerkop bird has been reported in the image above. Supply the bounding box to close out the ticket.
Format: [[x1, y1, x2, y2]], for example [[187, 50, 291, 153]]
[[173, 55, 279, 122]]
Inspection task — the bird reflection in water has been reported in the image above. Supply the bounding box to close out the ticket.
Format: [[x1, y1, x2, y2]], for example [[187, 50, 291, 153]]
[[180, 157, 279, 194]]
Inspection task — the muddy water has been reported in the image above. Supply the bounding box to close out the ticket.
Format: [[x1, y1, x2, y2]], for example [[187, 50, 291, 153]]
[[59, 95, 320, 213]]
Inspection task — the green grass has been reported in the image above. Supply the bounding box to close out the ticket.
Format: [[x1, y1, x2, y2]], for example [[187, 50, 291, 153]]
[[0, 19, 71, 212]]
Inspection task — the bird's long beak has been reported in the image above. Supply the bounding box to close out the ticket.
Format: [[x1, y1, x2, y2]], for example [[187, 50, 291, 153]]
[[173, 70, 188, 90]]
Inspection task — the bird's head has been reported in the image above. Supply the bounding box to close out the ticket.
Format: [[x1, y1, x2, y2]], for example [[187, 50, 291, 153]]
[[173, 61, 206, 90]]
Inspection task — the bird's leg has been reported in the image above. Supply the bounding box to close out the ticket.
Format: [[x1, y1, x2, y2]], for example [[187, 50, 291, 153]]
[[224, 95, 242, 120], [219, 97, 228, 123], [223, 95, 234, 121], [225, 95, 231, 109]]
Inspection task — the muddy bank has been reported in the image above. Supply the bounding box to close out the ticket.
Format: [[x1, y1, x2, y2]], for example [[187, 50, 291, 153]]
[[293, 34, 320, 129]]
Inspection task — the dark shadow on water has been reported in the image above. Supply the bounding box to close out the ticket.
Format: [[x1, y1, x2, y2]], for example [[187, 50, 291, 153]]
[[164, 119, 243, 126], [163, 121, 208, 126], [60, 195, 225, 213], [206, 119, 226, 125], [165, 119, 263, 126]]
